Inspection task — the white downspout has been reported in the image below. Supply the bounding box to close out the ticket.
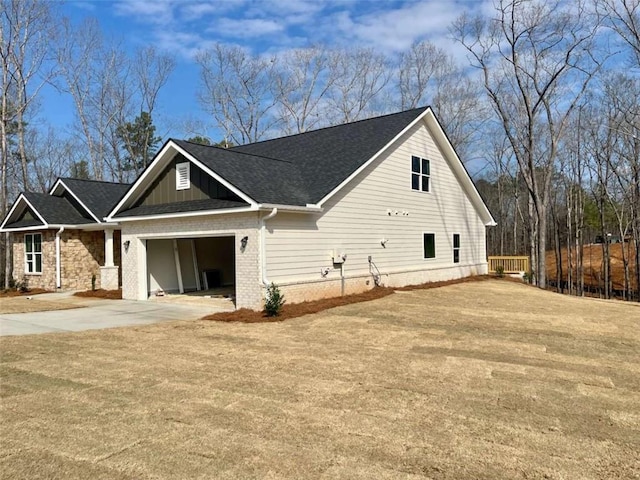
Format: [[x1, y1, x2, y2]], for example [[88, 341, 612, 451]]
[[55, 226, 64, 289], [260, 208, 278, 288]]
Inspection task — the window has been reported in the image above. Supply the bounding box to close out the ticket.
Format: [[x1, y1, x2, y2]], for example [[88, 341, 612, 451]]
[[176, 162, 190, 190], [25, 233, 42, 274], [411, 156, 430, 192], [453, 234, 460, 263], [423, 233, 435, 259]]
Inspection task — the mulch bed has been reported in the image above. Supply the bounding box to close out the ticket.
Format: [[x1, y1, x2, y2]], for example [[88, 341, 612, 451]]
[[204, 275, 495, 323], [0, 288, 50, 298], [74, 289, 123, 300]]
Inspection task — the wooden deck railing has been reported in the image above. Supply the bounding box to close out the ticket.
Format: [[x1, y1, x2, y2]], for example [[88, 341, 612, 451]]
[[488, 256, 530, 273]]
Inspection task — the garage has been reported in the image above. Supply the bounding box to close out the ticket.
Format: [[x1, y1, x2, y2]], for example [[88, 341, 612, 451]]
[[146, 236, 235, 300]]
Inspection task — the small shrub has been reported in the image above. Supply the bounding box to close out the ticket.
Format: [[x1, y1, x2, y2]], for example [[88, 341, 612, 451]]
[[13, 276, 28, 293], [91, 274, 96, 291], [264, 283, 285, 317], [495, 265, 505, 278], [523, 271, 534, 284]]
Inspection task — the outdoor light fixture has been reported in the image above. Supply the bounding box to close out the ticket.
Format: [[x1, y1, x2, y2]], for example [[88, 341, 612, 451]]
[[123, 240, 130, 252], [240, 236, 248, 250]]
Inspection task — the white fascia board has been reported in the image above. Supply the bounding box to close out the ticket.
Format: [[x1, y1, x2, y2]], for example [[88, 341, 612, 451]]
[[0, 222, 101, 233], [422, 113, 496, 227], [0, 224, 50, 233], [316, 109, 431, 208], [112, 206, 257, 223], [49, 178, 101, 223], [0, 194, 48, 230], [107, 141, 258, 220], [258, 203, 323, 213], [49, 178, 64, 195], [107, 141, 177, 219]]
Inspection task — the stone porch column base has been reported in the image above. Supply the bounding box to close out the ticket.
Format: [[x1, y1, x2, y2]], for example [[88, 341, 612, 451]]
[[100, 266, 119, 290]]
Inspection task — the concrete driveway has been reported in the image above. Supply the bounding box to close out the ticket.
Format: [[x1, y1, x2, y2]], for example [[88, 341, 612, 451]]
[[0, 293, 232, 336]]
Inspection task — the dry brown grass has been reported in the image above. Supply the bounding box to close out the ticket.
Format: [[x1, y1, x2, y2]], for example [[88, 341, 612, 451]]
[[1, 280, 639, 479], [205, 275, 493, 323], [73, 289, 123, 300]]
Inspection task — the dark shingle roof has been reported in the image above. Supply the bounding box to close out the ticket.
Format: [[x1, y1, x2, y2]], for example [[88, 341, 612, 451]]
[[170, 108, 427, 206], [3, 218, 44, 229], [23, 192, 92, 225], [172, 140, 310, 205], [59, 178, 131, 219], [116, 198, 249, 218], [231, 107, 428, 204]]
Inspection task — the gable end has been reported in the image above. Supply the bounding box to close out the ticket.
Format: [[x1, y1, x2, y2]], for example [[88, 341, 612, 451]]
[[133, 154, 244, 208]]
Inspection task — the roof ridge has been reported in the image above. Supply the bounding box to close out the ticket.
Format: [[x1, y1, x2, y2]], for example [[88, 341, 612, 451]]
[[173, 139, 295, 165], [232, 106, 429, 148], [60, 177, 130, 186]]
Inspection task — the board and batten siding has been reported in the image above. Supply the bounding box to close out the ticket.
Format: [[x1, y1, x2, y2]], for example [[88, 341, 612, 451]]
[[264, 118, 488, 300]]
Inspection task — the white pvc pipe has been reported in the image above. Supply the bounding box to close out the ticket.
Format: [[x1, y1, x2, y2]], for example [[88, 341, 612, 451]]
[[55, 226, 64, 289], [260, 208, 278, 287]]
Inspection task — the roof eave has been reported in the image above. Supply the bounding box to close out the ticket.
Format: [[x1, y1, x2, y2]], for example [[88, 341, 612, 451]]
[[108, 205, 259, 223]]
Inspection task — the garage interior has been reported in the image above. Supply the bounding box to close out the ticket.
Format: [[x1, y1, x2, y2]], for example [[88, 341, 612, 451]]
[[146, 236, 235, 301]]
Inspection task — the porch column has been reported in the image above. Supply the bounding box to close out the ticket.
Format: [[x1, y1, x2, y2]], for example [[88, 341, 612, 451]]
[[100, 228, 119, 290], [104, 228, 114, 267]]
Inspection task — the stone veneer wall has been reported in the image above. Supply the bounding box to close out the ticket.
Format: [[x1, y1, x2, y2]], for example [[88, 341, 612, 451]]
[[12, 230, 56, 290], [11, 229, 121, 291], [60, 230, 104, 290], [120, 212, 262, 310]]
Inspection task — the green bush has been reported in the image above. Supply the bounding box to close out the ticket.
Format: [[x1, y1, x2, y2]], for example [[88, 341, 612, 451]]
[[264, 283, 285, 317], [495, 265, 505, 278], [91, 274, 97, 291]]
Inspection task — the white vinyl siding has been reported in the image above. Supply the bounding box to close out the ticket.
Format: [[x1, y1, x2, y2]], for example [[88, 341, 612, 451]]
[[264, 119, 487, 284], [176, 162, 190, 190]]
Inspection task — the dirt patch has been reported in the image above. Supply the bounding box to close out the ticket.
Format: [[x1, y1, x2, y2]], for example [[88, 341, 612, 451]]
[[1, 280, 638, 479], [74, 289, 123, 300], [546, 242, 638, 293], [205, 275, 495, 323]]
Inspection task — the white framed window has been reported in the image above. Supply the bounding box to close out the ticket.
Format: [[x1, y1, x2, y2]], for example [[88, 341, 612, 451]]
[[411, 155, 430, 192], [453, 234, 460, 263], [176, 162, 190, 190], [25, 233, 42, 274], [423, 233, 435, 259]]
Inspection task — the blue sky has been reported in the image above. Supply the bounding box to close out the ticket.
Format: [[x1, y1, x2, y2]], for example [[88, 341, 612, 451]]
[[47, 0, 491, 141]]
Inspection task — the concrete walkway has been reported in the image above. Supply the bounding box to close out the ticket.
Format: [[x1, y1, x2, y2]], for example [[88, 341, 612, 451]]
[[0, 292, 233, 336]]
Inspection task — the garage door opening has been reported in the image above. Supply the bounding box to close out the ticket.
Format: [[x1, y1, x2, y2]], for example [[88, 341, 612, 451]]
[[146, 236, 235, 302]]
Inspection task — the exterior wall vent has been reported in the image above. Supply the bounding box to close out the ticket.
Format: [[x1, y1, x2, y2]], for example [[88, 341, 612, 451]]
[[176, 162, 190, 190]]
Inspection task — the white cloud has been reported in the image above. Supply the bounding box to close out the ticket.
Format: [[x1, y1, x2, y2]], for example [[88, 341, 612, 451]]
[[213, 18, 285, 39], [114, 0, 175, 24]]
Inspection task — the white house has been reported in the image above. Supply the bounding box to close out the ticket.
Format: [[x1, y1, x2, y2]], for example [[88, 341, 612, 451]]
[[106, 107, 495, 309], [2, 107, 495, 309]]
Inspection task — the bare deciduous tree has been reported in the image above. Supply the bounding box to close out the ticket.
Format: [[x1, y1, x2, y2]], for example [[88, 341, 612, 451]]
[[274, 46, 336, 134], [452, 0, 602, 289], [328, 48, 391, 123], [1, 0, 57, 288], [196, 43, 279, 145]]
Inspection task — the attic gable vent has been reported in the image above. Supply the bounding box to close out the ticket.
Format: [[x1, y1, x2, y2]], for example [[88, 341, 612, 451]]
[[176, 162, 190, 190]]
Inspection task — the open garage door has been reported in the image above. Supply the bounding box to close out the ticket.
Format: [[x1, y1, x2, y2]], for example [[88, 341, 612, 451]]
[[147, 236, 235, 299]]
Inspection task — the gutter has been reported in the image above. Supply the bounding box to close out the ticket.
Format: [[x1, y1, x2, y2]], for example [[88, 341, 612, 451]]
[[260, 208, 278, 288], [55, 226, 64, 289]]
